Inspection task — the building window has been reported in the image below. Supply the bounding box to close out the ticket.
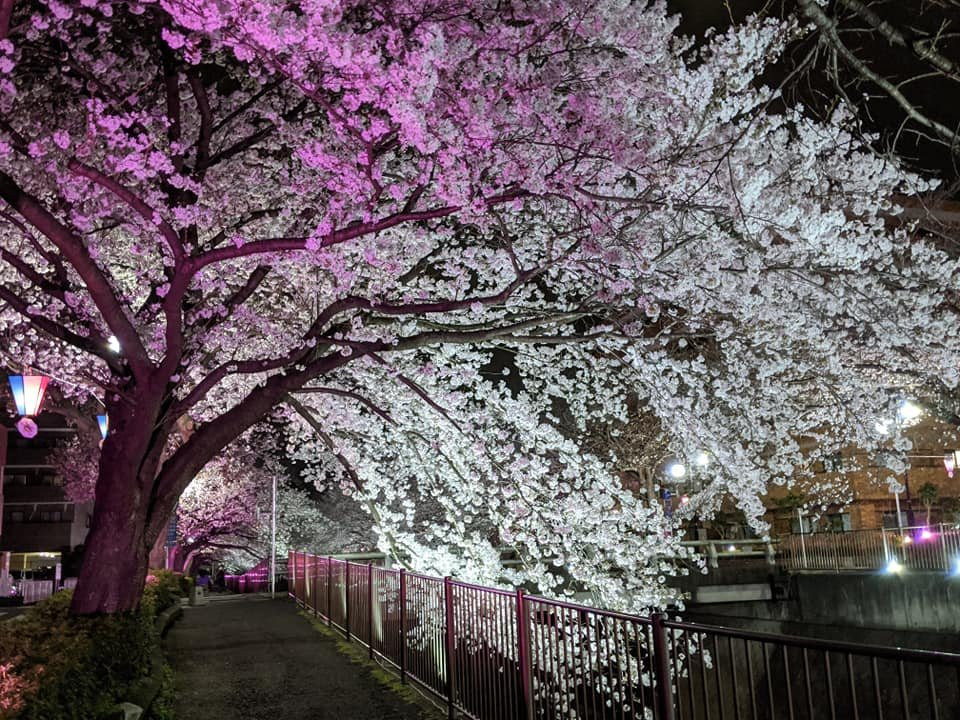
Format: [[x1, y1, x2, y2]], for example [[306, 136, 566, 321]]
[[790, 516, 813, 534], [882, 511, 908, 529], [825, 513, 852, 532]]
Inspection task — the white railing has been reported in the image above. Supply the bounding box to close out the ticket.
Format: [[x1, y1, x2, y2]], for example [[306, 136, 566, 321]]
[[19, 579, 54, 604], [680, 538, 778, 568], [779, 524, 960, 572]]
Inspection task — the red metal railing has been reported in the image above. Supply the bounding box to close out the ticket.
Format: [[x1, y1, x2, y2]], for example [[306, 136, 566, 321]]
[[225, 558, 270, 592], [289, 551, 960, 719]]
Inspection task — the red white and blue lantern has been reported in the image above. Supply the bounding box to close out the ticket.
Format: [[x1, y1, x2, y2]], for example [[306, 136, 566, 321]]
[[7, 374, 50, 438], [97, 414, 109, 440]]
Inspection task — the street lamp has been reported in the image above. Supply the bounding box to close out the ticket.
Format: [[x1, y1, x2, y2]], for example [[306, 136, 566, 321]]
[[667, 462, 686, 479], [897, 400, 922, 424], [7, 374, 50, 438]]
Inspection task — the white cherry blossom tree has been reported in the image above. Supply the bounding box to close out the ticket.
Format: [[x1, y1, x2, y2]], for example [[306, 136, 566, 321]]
[[0, 0, 957, 613]]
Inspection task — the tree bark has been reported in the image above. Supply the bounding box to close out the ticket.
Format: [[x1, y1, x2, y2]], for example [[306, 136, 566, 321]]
[[70, 459, 153, 614], [69, 388, 168, 614]]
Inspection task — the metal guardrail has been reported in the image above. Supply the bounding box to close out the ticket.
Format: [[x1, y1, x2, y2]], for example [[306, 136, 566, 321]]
[[285, 550, 960, 719], [679, 538, 778, 569], [225, 558, 287, 593], [779, 524, 960, 573]]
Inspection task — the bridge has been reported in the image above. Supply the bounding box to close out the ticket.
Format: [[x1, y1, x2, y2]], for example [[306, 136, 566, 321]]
[[209, 549, 960, 720]]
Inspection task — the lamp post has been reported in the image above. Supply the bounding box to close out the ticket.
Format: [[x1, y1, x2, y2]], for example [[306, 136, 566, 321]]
[[270, 473, 277, 599], [7, 374, 50, 438]]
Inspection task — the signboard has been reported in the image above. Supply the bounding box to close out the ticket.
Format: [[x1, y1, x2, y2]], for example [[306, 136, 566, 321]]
[[164, 513, 178, 547]]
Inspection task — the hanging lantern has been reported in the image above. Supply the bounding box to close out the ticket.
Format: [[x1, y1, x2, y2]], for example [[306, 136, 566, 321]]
[[8, 374, 49, 439], [97, 414, 109, 440], [946, 451, 960, 479], [8, 374, 49, 417]]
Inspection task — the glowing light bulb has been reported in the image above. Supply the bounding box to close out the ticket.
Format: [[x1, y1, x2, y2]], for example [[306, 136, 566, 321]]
[[667, 462, 686, 479], [898, 400, 921, 423]]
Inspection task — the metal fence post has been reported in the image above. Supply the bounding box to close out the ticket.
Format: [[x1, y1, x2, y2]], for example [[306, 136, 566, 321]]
[[345, 561, 352, 639], [399, 569, 407, 683], [304, 554, 312, 609], [289, 551, 296, 599], [327, 556, 333, 627], [651, 613, 676, 720], [707, 541, 719, 569], [939, 523, 950, 571], [443, 576, 456, 720], [515, 589, 534, 720], [368, 562, 374, 659]]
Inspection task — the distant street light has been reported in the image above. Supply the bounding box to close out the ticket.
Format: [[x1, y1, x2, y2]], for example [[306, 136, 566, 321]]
[[695, 451, 710, 467], [7, 374, 50, 438], [667, 462, 686, 479]]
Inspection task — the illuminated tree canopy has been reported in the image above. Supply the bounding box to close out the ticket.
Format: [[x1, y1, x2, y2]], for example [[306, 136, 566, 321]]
[[0, 0, 957, 614]]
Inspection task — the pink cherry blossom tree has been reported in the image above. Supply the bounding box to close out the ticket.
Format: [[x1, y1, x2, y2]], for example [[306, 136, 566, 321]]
[[1, 0, 958, 614]]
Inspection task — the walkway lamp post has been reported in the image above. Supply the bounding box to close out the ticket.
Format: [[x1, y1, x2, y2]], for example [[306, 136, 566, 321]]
[[270, 473, 277, 599]]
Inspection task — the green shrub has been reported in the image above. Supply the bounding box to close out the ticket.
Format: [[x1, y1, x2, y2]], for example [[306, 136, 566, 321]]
[[0, 573, 188, 719], [144, 568, 191, 613]]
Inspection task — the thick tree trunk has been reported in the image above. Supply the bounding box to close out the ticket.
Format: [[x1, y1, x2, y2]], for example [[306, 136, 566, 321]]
[[70, 505, 152, 614], [70, 438, 158, 614]]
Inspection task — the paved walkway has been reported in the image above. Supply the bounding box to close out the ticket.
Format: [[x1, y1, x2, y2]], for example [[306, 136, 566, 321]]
[[166, 594, 437, 720]]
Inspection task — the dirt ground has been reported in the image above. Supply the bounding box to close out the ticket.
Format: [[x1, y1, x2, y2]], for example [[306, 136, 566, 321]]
[[165, 594, 439, 720]]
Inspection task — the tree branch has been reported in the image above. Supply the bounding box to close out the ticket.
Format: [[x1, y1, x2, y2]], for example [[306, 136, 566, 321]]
[[0, 284, 110, 361], [799, 0, 960, 151], [186, 72, 213, 176], [0, 209, 70, 285], [835, 0, 960, 82], [369, 354, 464, 432], [190, 189, 528, 271], [0, 170, 152, 375], [0, 0, 12, 40], [67, 158, 185, 264], [291, 385, 396, 425]]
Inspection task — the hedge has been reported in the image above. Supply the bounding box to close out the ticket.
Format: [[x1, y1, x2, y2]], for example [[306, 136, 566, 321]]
[[0, 569, 190, 719]]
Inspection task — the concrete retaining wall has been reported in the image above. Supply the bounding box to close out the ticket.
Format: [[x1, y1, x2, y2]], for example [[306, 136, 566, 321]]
[[685, 571, 960, 651]]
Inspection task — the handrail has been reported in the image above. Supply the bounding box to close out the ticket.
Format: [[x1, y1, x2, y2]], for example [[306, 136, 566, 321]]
[[664, 618, 960, 665], [779, 522, 960, 573], [282, 549, 960, 720]]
